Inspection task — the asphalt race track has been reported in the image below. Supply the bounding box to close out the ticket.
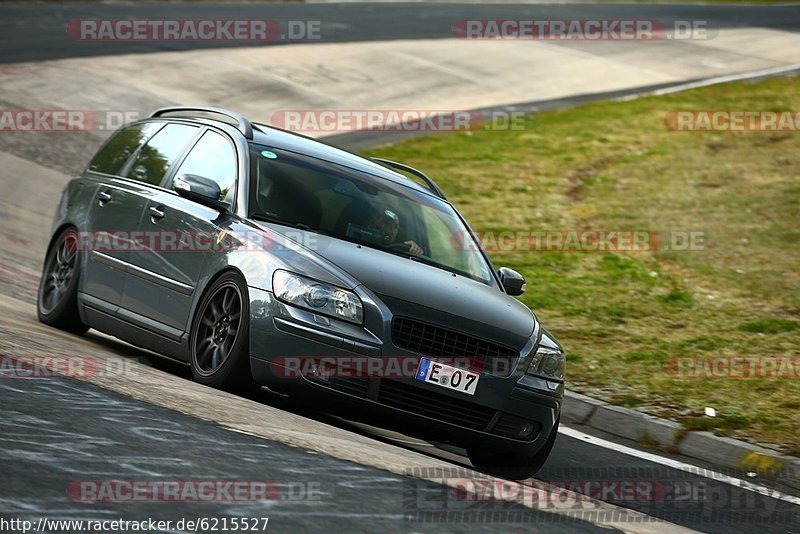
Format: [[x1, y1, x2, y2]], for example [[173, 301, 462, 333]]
[[1, 377, 610, 534], [1, 2, 799, 533]]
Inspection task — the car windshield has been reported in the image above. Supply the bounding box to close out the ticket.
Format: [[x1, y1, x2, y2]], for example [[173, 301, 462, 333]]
[[248, 145, 494, 284]]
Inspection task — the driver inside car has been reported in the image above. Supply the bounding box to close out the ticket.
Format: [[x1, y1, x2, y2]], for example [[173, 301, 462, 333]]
[[365, 208, 425, 255]]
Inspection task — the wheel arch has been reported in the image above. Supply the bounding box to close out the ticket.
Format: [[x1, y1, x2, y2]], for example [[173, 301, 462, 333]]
[[186, 266, 254, 388], [187, 265, 250, 336], [45, 223, 78, 255], [44, 223, 85, 284]]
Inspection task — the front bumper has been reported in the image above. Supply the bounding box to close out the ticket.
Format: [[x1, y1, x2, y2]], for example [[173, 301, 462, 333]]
[[248, 287, 562, 455]]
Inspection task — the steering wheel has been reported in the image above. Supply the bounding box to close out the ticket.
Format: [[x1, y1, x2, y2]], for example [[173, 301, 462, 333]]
[[385, 242, 435, 264], [386, 242, 412, 252]]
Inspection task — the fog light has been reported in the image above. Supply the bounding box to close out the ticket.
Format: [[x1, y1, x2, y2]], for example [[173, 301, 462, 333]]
[[519, 422, 535, 438]]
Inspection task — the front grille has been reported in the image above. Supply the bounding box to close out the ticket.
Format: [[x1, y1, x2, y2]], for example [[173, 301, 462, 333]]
[[491, 413, 541, 441], [377, 380, 496, 431], [392, 317, 518, 376]]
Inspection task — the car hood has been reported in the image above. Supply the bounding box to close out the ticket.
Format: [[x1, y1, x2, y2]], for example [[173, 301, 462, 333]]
[[307, 233, 537, 340]]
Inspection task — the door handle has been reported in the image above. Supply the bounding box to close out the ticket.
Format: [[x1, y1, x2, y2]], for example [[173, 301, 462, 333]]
[[149, 206, 166, 220], [97, 191, 112, 205]]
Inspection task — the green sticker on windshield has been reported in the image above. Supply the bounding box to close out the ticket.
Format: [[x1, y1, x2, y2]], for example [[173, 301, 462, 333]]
[[261, 150, 278, 159]]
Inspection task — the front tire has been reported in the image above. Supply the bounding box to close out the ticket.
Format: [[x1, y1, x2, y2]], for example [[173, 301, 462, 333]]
[[37, 227, 88, 335], [189, 272, 253, 391], [468, 417, 560, 480]]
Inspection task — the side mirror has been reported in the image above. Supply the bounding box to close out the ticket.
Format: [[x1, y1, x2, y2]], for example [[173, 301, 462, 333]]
[[498, 267, 526, 296], [173, 174, 227, 211]]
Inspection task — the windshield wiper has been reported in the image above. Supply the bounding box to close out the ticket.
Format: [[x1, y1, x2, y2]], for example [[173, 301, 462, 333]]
[[378, 247, 467, 278], [408, 254, 463, 276]]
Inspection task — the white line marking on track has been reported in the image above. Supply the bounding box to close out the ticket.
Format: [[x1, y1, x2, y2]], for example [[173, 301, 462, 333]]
[[560, 425, 800, 507], [616, 63, 800, 101]]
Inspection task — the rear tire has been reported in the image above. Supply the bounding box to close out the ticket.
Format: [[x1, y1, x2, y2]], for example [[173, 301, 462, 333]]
[[37, 227, 88, 335], [189, 272, 254, 392], [468, 417, 560, 480]]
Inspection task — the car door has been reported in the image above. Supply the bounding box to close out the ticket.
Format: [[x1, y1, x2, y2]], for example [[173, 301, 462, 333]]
[[81, 121, 164, 307], [120, 127, 240, 335]]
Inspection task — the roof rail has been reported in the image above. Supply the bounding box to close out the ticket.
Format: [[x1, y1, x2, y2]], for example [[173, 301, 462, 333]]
[[371, 158, 446, 199], [150, 106, 254, 139]]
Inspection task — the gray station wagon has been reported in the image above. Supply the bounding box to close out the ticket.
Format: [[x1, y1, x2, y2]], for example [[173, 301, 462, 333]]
[[37, 106, 564, 479]]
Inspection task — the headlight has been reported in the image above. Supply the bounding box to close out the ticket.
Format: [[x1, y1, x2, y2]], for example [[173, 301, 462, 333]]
[[273, 270, 364, 324], [526, 345, 565, 382]]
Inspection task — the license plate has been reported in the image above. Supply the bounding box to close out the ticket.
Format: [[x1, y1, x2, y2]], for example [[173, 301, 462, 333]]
[[415, 357, 479, 395]]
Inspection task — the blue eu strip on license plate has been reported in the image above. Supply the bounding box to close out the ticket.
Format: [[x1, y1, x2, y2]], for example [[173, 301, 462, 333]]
[[415, 357, 480, 396], [416, 357, 431, 381]]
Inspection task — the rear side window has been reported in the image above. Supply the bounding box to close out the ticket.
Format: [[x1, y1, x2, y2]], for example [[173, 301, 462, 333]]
[[126, 124, 199, 186], [88, 122, 162, 176], [171, 130, 237, 202]]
